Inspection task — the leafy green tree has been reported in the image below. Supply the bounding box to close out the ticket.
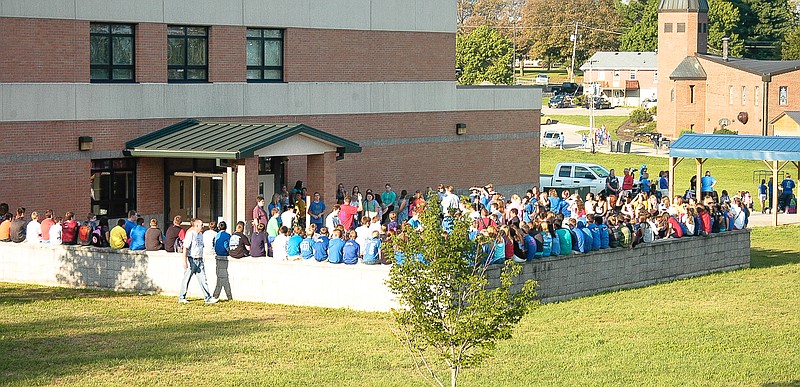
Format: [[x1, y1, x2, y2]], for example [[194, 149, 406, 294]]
[[730, 0, 796, 59], [384, 195, 538, 387], [618, 0, 659, 52], [708, 0, 745, 56], [456, 26, 514, 85], [780, 27, 800, 59], [521, 0, 621, 78]]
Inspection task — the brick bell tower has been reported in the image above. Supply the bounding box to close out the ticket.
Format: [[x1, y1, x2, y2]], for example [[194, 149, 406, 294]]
[[657, 0, 709, 137]]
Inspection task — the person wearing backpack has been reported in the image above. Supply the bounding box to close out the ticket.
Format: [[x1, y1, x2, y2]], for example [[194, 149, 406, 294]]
[[61, 211, 79, 245], [77, 219, 94, 246]]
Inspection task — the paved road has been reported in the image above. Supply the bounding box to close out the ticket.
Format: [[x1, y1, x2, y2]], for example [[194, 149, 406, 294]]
[[542, 106, 635, 116]]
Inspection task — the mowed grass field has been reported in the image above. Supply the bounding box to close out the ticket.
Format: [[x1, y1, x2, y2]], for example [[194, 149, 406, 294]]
[[1, 225, 798, 386]]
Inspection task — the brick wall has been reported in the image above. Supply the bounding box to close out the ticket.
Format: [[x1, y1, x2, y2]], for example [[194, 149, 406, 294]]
[[209, 25, 246, 83], [135, 23, 167, 83], [284, 28, 455, 82], [0, 17, 89, 82], [488, 229, 751, 303], [0, 18, 454, 83], [135, 157, 164, 215], [306, 151, 338, 206], [0, 109, 537, 224]]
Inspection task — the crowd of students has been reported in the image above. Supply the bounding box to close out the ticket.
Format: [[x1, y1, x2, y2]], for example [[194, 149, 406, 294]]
[[2, 168, 793, 267]]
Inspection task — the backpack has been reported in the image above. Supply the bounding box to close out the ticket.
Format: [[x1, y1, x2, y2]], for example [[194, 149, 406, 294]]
[[91, 226, 105, 247], [78, 222, 92, 246], [619, 226, 632, 248], [173, 236, 184, 253]]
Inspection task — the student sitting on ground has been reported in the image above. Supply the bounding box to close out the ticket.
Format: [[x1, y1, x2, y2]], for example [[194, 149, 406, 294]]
[[300, 227, 314, 260], [272, 226, 289, 260], [362, 230, 382, 265], [327, 228, 345, 264], [313, 227, 330, 262], [286, 226, 303, 260], [342, 230, 360, 265], [109, 219, 128, 249]]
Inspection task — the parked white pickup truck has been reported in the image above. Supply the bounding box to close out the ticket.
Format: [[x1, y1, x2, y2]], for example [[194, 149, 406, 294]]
[[540, 162, 611, 194]]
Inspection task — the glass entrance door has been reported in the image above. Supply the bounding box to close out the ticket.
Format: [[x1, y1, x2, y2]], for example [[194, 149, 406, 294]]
[[169, 172, 223, 224]]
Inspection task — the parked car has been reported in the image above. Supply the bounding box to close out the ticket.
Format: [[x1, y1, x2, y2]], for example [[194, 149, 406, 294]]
[[584, 96, 612, 109], [539, 162, 611, 194], [534, 74, 550, 85], [541, 130, 562, 148], [548, 94, 572, 108], [551, 82, 583, 96], [540, 113, 552, 125], [641, 98, 658, 109]]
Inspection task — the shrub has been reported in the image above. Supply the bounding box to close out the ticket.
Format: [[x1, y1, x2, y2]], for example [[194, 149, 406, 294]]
[[573, 94, 586, 106], [713, 127, 738, 135], [649, 106, 657, 116], [636, 122, 658, 134], [630, 108, 653, 124]]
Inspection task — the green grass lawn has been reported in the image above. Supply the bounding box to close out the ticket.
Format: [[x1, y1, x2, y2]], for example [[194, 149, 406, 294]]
[[1, 225, 798, 385], [518, 68, 583, 84], [539, 148, 772, 210], [547, 115, 629, 141]]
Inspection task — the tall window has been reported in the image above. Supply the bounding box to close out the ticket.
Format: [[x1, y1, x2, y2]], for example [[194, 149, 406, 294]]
[[91, 159, 136, 218], [742, 86, 747, 105], [246, 28, 284, 82], [729, 85, 734, 104], [755, 85, 760, 106], [779, 86, 788, 105], [168, 26, 208, 82], [689, 85, 695, 103], [90, 23, 134, 82]]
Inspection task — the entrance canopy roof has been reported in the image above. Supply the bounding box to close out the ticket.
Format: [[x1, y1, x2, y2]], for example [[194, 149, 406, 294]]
[[125, 119, 361, 159], [670, 134, 800, 161]]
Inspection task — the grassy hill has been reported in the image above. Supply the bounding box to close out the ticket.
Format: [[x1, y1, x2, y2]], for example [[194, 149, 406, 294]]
[[1, 224, 798, 385]]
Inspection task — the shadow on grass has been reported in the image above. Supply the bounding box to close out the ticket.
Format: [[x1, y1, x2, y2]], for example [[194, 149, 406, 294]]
[[750, 247, 800, 269], [762, 382, 800, 387], [0, 286, 269, 384], [0, 284, 132, 306]]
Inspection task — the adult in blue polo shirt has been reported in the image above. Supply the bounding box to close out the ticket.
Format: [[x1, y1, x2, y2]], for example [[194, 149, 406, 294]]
[[701, 170, 717, 200], [780, 173, 796, 212], [307, 192, 326, 230]]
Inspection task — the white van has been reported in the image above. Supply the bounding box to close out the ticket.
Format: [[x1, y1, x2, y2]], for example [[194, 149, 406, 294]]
[[541, 130, 562, 148]]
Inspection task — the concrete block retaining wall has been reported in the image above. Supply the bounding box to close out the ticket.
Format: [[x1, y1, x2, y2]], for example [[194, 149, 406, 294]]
[[487, 229, 751, 303], [0, 230, 750, 311]]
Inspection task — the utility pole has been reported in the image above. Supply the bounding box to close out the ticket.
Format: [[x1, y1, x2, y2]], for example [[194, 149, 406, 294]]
[[570, 21, 579, 82], [588, 60, 597, 154]]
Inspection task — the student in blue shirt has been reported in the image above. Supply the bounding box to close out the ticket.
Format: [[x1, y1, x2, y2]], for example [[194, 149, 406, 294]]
[[758, 179, 768, 213], [307, 192, 326, 230], [342, 230, 361, 265], [595, 216, 610, 249], [362, 230, 382, 264], [286, 226, 303, 260], [213, 221, 231, 256], [780, 173, 796, 212], [327, 229, 345, 264], [586, 215, 601, 251], [129, 218, 147, 250], [300, 230, 314, 260], [313, 227, 330, 262]]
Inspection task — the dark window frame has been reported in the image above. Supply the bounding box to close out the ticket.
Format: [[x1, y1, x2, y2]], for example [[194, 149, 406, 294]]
[[689, 85, 695, 104], [167, 25, 209, 83], [664, 23, 673, 33], [90, 23, 136, 83], [246, 28, 284, 83], [91, 158, 137, 218], [677, 23, 686, 33]]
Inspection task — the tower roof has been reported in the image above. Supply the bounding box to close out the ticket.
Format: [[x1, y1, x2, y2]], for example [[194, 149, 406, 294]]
[[658, 0, 709, 12]]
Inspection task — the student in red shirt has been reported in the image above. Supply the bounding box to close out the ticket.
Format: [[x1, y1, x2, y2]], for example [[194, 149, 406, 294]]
[[338, 194, 363, 230]]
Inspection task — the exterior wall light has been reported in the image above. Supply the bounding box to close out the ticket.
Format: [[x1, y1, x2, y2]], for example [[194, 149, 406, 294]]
[[456, 123, 467, 135]]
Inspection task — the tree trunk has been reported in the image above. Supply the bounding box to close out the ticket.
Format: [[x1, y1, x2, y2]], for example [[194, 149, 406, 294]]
[[451, 366, 459, 387]]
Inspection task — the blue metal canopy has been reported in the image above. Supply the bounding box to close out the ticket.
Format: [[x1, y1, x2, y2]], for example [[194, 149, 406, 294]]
[[670, 134, 800, 161]]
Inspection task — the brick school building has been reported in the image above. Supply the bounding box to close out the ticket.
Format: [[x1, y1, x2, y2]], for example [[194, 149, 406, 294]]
[[0, 0, 540, 226]]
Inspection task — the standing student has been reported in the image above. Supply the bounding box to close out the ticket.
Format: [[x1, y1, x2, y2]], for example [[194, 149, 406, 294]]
[[212, 221, 232, 301], [266, 208, 281, 244], [758, 179, 768, 213], [779, 173, 796, 212], [252, 196, 269, 227], [178, 218, 218, 304], [307, 192, 326, 230]]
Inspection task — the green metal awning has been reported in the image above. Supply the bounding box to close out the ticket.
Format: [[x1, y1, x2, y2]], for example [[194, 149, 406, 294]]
[[124, 119, 361, 159]]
